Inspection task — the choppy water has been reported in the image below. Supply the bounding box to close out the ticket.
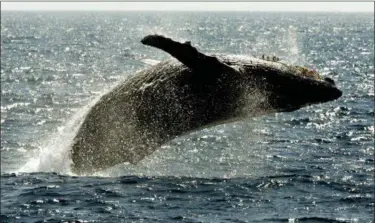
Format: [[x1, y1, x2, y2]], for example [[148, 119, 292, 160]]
[[1, 12, 374, 222]]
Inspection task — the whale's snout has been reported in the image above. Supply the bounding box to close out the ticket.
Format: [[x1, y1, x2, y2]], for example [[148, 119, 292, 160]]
[[260, 73, 343, 112], [320, 77, 342, 102], [328, 84, 343, 101]]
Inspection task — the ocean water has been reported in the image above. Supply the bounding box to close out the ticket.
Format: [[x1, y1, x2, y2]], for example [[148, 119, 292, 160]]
[[1, 11, 374, 222]]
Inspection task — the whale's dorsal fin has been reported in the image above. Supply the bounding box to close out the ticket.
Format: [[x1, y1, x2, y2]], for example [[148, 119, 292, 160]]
[[141, 35, 229, 72]]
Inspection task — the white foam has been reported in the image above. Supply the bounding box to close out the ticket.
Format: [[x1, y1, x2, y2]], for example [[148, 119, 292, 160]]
[[17, 96, 102, 175]]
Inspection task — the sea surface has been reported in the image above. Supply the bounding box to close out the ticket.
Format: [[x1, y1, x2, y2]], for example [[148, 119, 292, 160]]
[[1, 12, 374, 222]]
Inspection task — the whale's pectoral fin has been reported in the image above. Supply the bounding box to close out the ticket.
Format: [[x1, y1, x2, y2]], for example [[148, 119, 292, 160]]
[[141, 34, 230, 72]]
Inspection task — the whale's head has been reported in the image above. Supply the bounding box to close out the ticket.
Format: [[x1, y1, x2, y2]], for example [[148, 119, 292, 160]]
[[235, 59, 343, 113]]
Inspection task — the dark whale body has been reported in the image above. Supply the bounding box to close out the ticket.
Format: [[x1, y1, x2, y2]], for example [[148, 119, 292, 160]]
[[71, 35, 342, 174]]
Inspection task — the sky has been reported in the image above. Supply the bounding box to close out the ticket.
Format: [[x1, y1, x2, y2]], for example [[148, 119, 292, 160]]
[[1, 2, 374, 12]]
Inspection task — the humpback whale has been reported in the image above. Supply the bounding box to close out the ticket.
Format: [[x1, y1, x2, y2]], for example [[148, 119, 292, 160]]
[[70, 35, 342, 174]]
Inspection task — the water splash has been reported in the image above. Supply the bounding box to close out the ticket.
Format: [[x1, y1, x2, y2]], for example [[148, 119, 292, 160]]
[[285, 26, 300, 64], [18, 96, 102, 175]]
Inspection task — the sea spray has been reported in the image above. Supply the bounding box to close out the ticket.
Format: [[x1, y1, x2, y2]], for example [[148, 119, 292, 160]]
[[18, 96, 103, 175]]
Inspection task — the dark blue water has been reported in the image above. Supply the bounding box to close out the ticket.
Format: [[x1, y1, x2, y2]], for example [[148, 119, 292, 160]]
[[1, 12, 374, 222]]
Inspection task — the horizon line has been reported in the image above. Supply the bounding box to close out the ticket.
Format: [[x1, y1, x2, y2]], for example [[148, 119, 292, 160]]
[[2, 9, 373, 12], [2, 2, 374, 13]]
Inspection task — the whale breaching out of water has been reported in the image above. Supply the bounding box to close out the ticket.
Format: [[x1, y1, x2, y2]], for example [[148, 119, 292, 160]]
[[70, 35, 342, 174]]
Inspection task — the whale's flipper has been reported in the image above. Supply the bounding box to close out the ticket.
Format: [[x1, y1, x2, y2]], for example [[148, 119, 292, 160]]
[[141, 35, 230, 72]]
